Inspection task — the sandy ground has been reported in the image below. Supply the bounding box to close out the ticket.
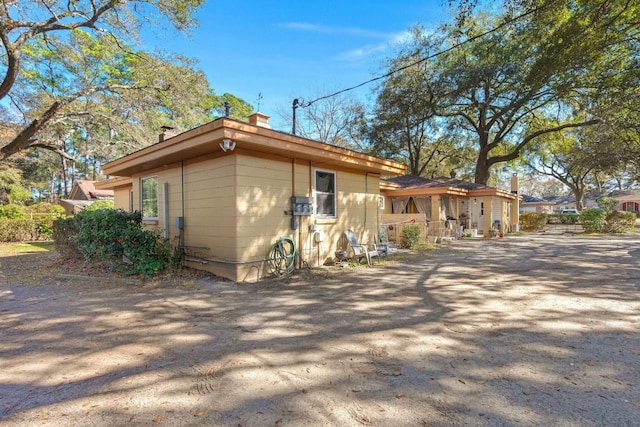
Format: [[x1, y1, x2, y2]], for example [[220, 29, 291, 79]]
[[0, 233, 639, 426]]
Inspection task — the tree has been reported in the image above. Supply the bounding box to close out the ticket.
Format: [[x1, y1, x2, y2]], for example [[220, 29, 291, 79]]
[[377, 1, 638, 184], [279, 90, 368, 151], [0, 0, 205, 160], [2, 29, 253, 198], [522, 122, 622, 210], [368, 26, 476, 177]]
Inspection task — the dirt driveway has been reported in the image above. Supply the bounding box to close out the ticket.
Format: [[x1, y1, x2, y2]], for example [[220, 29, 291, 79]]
[[1, 234, 639, 426]]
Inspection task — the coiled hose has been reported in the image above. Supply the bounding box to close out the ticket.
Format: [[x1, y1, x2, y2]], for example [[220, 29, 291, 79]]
[[268, 237, 296, 276]]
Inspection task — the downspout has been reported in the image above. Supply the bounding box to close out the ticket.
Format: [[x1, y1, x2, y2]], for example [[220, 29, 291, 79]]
[[365, 173, 369, 239], [292, 157, 300, 268], [180, 161, 185, 248], [163, 182, 169, 238]]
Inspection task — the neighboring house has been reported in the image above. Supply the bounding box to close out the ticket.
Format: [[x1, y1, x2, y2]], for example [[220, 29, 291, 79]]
[[544, 193, 600, 212], [59, 180, 114, 215], [96, 113, 406, 282], [607, 189, 640, 213], [520, 194, 555, 213], [380, 175, 520, 238]]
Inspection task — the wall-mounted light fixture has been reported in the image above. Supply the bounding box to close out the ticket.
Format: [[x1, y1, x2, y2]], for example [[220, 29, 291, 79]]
[[220, 138, 236, 152]]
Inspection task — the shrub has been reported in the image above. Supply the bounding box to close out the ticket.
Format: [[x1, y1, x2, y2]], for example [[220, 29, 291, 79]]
[[0, 219, 34, 241], [400, 224, 421, 249], [603, 210, 636, 233], [54, 208, 173, 278], [560, 213, 579, 225], [520, 212, 547, 231], [580, 208, 607, 233], [597, 196, 618, 212], [85, 200, 114, 211], [0, 204, 26, 219]]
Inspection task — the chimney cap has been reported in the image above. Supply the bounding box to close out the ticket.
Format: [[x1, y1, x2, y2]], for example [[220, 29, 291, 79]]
[[248, 112, 271, 129]]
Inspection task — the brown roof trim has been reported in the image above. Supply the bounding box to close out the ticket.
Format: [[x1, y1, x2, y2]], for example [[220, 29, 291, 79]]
[[95, 176, 132, 190], [102, 118, 406, 177], [382, 175, 518, 200]]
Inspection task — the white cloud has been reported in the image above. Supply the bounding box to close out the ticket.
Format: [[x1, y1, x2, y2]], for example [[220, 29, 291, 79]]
[[336, 30, 412, 61], [280, 22, 394, 39], [281, 22, 411, 61]]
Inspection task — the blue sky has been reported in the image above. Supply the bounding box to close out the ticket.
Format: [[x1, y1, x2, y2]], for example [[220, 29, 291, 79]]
[[148, 1, 451, 130]]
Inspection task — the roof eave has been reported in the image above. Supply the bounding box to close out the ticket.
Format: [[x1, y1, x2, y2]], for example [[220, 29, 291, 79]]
[[102, 119, 406, 177]]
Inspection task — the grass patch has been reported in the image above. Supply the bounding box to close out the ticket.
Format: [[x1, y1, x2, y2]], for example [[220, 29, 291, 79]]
[[0, 241, 54, 256]]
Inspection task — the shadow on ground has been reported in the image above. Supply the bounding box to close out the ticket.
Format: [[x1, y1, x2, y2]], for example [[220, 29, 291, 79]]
[[1, 234, 639, 426]]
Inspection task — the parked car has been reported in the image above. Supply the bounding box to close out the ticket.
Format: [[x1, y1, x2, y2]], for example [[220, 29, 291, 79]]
[[561, 209, 580, 215]]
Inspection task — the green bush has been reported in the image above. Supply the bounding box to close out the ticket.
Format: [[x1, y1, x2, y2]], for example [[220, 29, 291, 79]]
[[0, 204, 26, 219], [0, 219, 34, 241], [85, 200, 115, 211], [560, 213, 579, 225], [519, 212, 547, 231], [580, 208, 607, 233], [54, 208, 173, 278], [598, 196, 618, 212], [400, 224, 421, 249], [546, 214, 561, 224], [0, 208, 64, 241], [603, 210, 636, 233]]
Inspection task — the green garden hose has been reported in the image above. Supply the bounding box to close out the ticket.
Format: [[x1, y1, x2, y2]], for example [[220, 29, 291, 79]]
[[268, 237, 296, 276]]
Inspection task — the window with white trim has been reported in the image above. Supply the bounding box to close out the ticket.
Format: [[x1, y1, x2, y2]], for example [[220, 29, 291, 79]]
[[141, 176, 158, 220], [314, 169, 336, 218]]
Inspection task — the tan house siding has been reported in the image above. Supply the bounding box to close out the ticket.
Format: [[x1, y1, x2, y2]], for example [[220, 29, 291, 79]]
[[113, 187, 132, 211], [123, 154, 385, 281], [99, 115, 405, 282], [183, 157, 237, 259]]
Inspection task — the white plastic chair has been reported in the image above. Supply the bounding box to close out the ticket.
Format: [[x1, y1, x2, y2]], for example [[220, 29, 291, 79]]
[[345, 229, 380, 266]]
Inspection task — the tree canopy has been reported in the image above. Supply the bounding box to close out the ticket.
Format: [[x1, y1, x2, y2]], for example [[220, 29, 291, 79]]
[[0, 0, 209, 161], [369, 0, 638, 186]]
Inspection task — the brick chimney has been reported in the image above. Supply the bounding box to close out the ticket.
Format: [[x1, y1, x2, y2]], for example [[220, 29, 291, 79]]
[[248, 112, 271, 129]]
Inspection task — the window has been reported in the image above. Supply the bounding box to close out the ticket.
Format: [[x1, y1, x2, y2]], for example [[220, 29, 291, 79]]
[[314, 169, 336, 218], [141, 176, 158, 220]]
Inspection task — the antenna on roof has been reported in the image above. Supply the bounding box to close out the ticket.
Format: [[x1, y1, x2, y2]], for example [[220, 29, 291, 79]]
[[256, 92, 263, 112]]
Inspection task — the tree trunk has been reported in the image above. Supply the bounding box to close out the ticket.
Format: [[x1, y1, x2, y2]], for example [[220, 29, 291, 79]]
[[61, 155, 69, 197], [474, 146, 491, 184]]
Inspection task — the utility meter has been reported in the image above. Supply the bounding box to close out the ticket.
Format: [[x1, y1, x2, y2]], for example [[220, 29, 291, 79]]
[[291, 196, 313, 216]]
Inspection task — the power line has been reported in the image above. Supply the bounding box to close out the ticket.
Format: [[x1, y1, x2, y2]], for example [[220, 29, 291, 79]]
[[298, 3, 550, 109]]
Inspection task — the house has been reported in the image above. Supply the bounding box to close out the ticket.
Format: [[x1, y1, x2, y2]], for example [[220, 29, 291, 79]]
[[59, 180, 114, 215], [543, 193, 599, 212], [95, 113, 406, 282], [380, 175, 520, 240], [607, 189, 640, 213], [520, 194, 555, 213]]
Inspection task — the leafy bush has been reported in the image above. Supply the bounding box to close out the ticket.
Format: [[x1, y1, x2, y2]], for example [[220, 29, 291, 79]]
[[603, 210, 636, 233], [0, 204, 26, 219], [85, 200, 115, 211], [519, 212, 547, 231], [0, 219, 34, 241], [54, 208, 173, 278], [597, 196, 618, 211], [400, 224, 421, 249], [580, 208, 607, 233], [560, 213, 579, 225], [0, 204, 65, 241], [546, 214, 561, 224]]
